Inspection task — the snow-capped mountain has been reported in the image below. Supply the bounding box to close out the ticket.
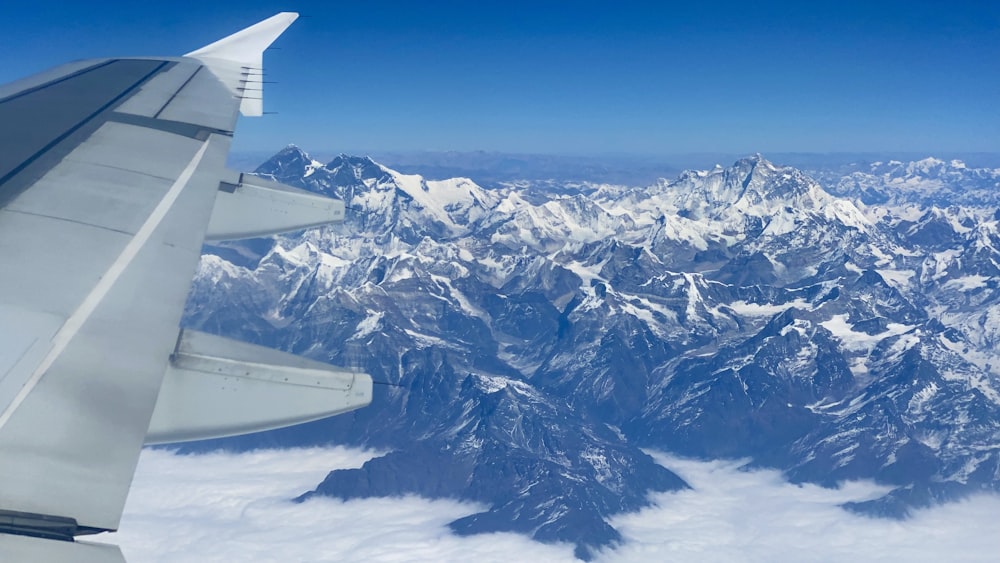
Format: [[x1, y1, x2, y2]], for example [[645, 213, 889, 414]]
[[183, 146, 1000, 559], [821, 157, 1000, 208]]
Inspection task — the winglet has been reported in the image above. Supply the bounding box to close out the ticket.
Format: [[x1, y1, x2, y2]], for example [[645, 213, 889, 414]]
[[185, 12, 299, 116], [185, 12, 298, 66]]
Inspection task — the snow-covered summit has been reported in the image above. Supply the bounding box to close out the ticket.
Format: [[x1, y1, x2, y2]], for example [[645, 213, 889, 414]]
[[650, 155, 871, 234], [256, 147, 501, 241], [254, 144, 325, 179]]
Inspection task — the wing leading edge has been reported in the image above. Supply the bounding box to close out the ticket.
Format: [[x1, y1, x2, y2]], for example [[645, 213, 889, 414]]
[[0, 13, 372, 560]]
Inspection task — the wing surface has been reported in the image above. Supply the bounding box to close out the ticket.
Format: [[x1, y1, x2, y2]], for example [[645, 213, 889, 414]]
[[0, 51, 229, 538], [0, 13, 370, 559]]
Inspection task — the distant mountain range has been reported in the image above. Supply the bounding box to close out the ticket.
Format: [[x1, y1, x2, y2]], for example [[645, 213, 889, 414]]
[[228, 149, 1000, 188], [185, 147, 1000, 559]]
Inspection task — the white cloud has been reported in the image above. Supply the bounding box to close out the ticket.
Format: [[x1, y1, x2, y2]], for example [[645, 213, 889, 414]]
[[96, 447, 1000, 562], [601, 452, 1000, 563], [101, 447, 576, 562]]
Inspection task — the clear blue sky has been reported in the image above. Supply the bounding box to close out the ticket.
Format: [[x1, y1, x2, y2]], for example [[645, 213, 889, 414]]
[[2, 0, 998, 156]]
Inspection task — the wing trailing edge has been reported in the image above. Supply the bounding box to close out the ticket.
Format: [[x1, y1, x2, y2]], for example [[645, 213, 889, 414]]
[[206, 172, 345, 241], [0, 531, 124, 563]]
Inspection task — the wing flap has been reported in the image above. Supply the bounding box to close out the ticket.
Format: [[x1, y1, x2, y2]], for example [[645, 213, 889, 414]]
[[207, 172, 345, 241], [145, 330, 372, 444]]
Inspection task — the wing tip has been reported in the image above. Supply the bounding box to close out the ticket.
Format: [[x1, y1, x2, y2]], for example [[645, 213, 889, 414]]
[[184, 12, 299, 65], [185, 12, 299, 117]]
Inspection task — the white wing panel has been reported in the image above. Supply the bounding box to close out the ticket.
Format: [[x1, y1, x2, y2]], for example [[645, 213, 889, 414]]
[[0, 210, 132, 319], [6, 159, 174, 236], [0, 131, 232, 530], [65, 121, 207, 179], [0, 306, 60, 418], [114, 62, 200, 118], [156, 68, 240, 132], [0, 60, 111, 102], [0, 534, 124, 563], [0, 121, 204, 321]]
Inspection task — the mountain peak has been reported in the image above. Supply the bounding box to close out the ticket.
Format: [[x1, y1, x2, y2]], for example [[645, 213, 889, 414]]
[[735, 152, 773, 167], [274, 144, 310, 160], [325, 153, 382, 171], [650, 156, 871, 241], [253, 145, 317, 178], [668, 155, 808, 210]]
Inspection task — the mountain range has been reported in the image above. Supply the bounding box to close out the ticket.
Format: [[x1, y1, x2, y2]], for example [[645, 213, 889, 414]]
[[182, 147, 1000, 559]]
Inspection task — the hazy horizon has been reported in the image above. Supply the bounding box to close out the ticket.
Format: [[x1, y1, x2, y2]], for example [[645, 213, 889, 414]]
[[229, 146, 1000, 186]]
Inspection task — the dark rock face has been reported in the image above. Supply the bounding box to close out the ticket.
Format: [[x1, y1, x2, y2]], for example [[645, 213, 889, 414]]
[[183, 149, 1000, 559], [303, 374, 686, 559]]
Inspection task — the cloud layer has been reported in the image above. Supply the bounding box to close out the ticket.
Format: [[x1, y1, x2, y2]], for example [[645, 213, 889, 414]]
[[98, 447, 1000, 562], [605, 453, 1000, 563]]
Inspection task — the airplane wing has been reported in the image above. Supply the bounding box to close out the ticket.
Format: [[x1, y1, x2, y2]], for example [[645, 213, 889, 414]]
[[0, 13, 372, 561]]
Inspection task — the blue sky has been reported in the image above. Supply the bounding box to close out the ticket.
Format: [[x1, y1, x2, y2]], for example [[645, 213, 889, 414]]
[[2, 1, 998, 156]]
